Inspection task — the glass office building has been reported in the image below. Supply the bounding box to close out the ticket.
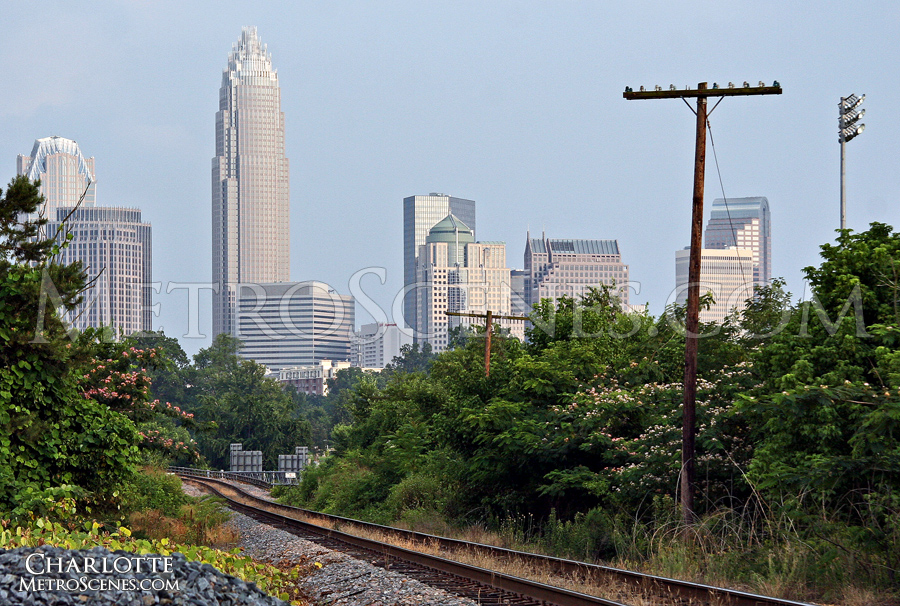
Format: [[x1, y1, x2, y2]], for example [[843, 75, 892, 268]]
[[402, 194, 475, 336], [213, 27, 290, 337], [704, 197, 771, 286]]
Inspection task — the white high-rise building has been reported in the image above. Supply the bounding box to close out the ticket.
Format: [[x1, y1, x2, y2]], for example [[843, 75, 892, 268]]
[[17, 136, 96, 216], [403, 194, 475, 335], [415, 215, 523, 351], [675, 247, 755, 324], [352, 323, 412, 369], [46, 207, 152, 335], [523, 234, 630, 311], [704, 197, 771, 286], [213, 27, 290, 338], [235, 282, 354, 371]]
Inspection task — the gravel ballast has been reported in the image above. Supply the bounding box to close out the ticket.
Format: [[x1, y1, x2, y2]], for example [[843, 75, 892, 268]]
[[1, 480, 482, 605], [184, 477, 480, 604], [226, 509, 479, 606], [0, 545, 287, 605]]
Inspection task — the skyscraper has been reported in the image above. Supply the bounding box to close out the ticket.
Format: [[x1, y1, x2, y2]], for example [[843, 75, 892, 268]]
[[415, 215, 522, 351], [235, 281, 354, 370], [675, 247, 754, 323], [18, 137, 152, 335], [17, 136, 96, 215], [403, 194, 475, 335], [523, 234, 630, 311], [47, 207, 152, 335], [213, 27, 290, 337], [704, 197, 771, 285]]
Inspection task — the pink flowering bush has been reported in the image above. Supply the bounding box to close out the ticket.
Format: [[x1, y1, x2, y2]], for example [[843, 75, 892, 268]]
[[75, 337, 200, 463]]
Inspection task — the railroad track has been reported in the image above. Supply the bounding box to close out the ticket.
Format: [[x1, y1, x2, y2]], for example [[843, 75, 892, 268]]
[[177, 472, 815, 606]]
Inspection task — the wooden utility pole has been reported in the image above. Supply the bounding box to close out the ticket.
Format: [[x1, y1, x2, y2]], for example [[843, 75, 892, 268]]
[[446, 310, 529, 376], [624, 81, 782, 526]]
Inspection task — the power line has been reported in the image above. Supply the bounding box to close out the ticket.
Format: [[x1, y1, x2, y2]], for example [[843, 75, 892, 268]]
[[706, 118, 750, 290]]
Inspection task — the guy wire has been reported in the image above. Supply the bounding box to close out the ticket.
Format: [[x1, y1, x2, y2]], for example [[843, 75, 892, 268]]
[[706, 118, 750, 293]]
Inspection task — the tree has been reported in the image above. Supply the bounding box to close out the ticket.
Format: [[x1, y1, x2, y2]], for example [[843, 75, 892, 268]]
[[132, 330, 193, 413], [0, 176, 139, 511], [384, 343, 436, 374], [806, 222, 900, 327], [187, 335, 312, 468]]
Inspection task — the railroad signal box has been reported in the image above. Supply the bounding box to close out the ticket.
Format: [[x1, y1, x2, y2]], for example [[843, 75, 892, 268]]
[[229, 444, 263, 472], [278, 446, 309, 472]]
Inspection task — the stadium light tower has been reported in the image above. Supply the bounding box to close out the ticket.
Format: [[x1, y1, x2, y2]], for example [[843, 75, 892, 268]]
[[839, 94, 865, 230]]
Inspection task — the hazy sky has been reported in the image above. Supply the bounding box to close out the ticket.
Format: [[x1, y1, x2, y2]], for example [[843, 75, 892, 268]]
[[4, 1, 899, 356]]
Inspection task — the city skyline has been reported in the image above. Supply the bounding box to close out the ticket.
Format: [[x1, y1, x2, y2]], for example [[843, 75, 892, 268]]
[[523, 234, 630, 312], [3, 3, 899, 356], [415, 213, 521, 351]]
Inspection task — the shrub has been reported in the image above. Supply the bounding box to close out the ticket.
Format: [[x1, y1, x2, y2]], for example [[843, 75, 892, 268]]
[[538, 507, 618, 561], [386, 472, 446, 519], [120, 466, 187, 517]]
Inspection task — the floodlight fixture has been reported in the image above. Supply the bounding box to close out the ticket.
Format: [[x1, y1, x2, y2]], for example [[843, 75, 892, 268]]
[[841, 123, 865, 142], [841, 94, 865, 112], [839, 93, 867, 229], [839, 93, 866, 143], [840, 107, 865, 130]]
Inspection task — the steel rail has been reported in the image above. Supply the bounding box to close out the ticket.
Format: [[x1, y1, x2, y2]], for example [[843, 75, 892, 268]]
[[176, 471, 815, 606], [182, 475, 624, 606]]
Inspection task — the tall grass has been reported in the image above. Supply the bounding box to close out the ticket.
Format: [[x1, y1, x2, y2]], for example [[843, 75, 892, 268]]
[[276, 463, 898, 603], [121, 465, 238, 548], [129, 496, 238, 547], [519, 495, 898, 605]]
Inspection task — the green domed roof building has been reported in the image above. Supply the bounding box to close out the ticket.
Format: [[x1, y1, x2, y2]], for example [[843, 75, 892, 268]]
[[426, 214, 474, 265]]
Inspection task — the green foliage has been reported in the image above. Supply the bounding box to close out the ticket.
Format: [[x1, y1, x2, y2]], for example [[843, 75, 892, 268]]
[[0, 518, 304, 603], [140, 333, 313, 469], [0, 175, 55, 263], [7, 485, 84, 523], [806, 222, 900, 326], [0, 177, 142, 513], [384, 342, 437, 374], [286, 366, 388, 452], [270, 223, 900, 599], [188, 335, 312, 468], [120, 466, 189, 517], [292, 454, 393, 523], [536, 507, 617, 561], [385, 472, 447, 518]]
